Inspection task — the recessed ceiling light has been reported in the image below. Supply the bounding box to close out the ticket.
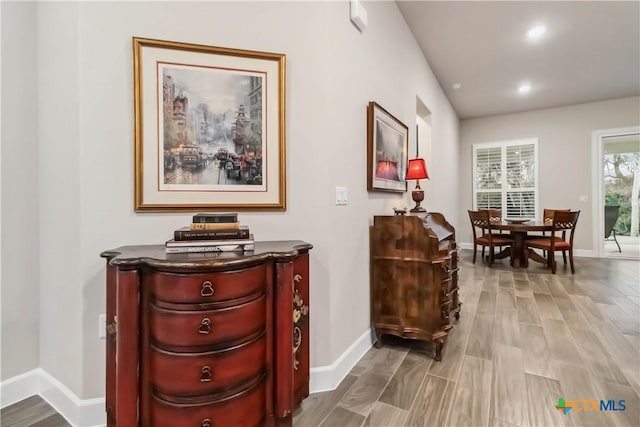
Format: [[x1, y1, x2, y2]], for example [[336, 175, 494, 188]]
[[452, 83, 462, 90], [518, 83, 532, 94], [527, 25, 546, 40]]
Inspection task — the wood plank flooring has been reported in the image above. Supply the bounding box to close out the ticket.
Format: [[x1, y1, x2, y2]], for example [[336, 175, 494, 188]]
[[2, 251, 638, 426], [293, 251, 640, 427], [0, 395, 70, 427]]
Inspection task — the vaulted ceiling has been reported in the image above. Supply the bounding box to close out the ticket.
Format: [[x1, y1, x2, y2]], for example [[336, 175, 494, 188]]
[[396, 1, 640, 119]]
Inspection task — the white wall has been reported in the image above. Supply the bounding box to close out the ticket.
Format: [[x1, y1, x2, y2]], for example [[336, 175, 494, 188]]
[[2, 0, 459, 401], [38, 1, 85, 396], [459, 96, 640, 251], [322, 1, 459, 358], [1, 0, 40, 380]]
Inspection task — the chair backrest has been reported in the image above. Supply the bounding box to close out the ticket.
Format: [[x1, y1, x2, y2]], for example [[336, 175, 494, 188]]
[[468, 210, 491, 240], [544, 208, 570, 239], [552, 210, 580, 246], [543, 208, 570, 224], [485, 209, 503, 224], [604, 205, 620, 238]]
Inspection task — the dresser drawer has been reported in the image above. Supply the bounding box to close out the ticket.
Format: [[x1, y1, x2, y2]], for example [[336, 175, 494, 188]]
[[150, 333, 266, 397], [150, 295, 266, 348], [151, 378, 265, 427], [148, 265, 267, 304]]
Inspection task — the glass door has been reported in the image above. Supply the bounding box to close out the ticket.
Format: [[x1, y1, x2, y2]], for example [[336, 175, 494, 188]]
[[602, 132, 640, 259]]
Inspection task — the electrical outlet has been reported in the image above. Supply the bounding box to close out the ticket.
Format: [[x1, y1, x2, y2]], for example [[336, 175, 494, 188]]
[[99, 314, 106, 339]]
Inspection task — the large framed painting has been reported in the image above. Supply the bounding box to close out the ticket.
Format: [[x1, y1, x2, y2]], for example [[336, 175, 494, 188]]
[[133, 37, 286, 211], [366, 101, 408, 192]]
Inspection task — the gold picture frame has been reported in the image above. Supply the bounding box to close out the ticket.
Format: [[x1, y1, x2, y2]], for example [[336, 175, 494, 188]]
[[367, 101, 408, 193], [133, 37, 286, 211]]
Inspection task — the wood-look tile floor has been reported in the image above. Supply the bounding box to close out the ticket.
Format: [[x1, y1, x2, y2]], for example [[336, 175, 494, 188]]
[[293, 250, 640, 427], [0, 395, 70, 427]]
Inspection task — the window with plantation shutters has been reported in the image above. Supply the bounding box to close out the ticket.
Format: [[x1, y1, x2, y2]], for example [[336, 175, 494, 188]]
[[472, 138, 539, 219]]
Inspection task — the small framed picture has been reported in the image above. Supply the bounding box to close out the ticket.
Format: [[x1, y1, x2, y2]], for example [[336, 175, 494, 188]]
[[366, 101, 408, 193], [133, 37, 286, 211]]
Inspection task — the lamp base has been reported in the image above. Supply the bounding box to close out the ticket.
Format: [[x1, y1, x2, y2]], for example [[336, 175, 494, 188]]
[[410, 188, 426, 213]]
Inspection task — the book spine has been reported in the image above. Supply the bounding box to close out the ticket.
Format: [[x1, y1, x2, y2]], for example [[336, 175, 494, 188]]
[[166, 235, 254, 248], [165, 244, 254, 253], [192, 214, 238, 223], [175, 228, 250, 241], [191, 222, 240, 230]]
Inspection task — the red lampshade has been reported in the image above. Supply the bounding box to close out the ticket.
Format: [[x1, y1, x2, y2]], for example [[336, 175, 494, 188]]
[[406, 158, 429, 180]]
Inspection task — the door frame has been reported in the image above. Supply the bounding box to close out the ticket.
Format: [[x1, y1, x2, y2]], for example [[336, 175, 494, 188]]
[[591, 126, 640, 258]]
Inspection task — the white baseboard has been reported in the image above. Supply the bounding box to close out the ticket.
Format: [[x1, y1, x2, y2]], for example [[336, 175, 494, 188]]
[[0, 369, 39, 408], [3, 331, 374, 424], [309, 328, 374, 393], [2, 334, 375, 424], [2, 330, 371, 422], [0, 368, 106, 427]]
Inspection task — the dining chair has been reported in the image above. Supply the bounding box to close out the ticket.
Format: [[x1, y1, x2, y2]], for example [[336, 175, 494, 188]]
[[484, 208, 513, 254], [468, 210, 514, 266], [539, 208, 571, 261], [526, 210, 580, 274]]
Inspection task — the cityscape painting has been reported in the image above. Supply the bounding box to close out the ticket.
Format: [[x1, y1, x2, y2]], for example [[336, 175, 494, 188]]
[[160, 66, 264, 187], [133, 37, 286, 211]]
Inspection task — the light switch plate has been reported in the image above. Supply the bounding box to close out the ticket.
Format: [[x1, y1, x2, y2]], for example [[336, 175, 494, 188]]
[[336, 187, 348, 205]]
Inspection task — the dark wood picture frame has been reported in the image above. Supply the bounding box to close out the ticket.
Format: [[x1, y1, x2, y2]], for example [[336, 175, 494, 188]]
[[366, 101, 408, 193]]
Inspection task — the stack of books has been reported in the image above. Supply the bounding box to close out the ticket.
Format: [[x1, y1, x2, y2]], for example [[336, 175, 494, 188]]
[[165, 212, 254, 253]]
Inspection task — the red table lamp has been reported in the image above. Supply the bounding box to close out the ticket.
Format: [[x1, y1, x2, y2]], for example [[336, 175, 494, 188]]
[[406, 158, 429, 212]]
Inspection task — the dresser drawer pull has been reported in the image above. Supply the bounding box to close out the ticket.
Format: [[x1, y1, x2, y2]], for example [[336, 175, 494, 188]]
[[198, 318, 212, 334], [201, 419, 212, 427], [200, 366, 213, 382], [200, 281, 214, 297]]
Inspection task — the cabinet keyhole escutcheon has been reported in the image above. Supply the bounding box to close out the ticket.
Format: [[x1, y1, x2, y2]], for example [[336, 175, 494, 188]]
[[200, 366, 213, 382], [201, 419, 212, 427]]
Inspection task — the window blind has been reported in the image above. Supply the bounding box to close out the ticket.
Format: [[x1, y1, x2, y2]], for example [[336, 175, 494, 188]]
[[473, 139, 538, 219]]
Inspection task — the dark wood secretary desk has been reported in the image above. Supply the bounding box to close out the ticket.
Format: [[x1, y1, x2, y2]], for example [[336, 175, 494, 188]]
[[369, 213, 460, 360]]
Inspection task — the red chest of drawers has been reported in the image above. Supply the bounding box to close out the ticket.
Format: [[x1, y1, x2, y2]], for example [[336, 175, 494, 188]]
[[101, 241, 312, 427]]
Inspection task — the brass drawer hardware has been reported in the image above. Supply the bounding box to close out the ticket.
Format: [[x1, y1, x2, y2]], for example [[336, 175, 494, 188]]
[[198, 318, 212, 334], [200, 366, 213, 382], [200, 281, 214, 297]]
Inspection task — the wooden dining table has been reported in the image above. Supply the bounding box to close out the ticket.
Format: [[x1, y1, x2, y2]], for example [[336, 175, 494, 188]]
[[484, 220, 553, 268]]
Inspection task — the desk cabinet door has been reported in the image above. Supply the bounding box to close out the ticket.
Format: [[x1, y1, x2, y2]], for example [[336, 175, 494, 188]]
[[372, 259, 440, 332]]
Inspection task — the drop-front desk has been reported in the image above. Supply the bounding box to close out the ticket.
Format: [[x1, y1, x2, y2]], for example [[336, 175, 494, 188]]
[[370, 213, 460, 361]]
